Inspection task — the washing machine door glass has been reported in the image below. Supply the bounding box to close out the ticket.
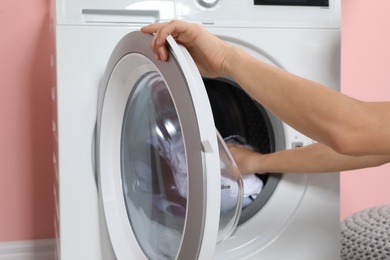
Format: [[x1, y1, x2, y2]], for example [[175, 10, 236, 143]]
[[121, 71, 188, 259], [97, 31, 243, 259]]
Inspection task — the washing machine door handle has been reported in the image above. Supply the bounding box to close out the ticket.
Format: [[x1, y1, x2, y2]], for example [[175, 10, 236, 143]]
[[97, 31, 223, 260]]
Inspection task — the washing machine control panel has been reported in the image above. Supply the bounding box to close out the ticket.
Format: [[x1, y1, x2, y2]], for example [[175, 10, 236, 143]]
[[180, 0, 339, 28], [254, 0, 328, 7], [57, 0, 340, 29]]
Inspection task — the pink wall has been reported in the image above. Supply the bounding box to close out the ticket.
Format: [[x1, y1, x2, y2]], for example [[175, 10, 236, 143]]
[[0, 0, 389, 243], [340, 0, 390, 220], [0, 0, 54, 241]]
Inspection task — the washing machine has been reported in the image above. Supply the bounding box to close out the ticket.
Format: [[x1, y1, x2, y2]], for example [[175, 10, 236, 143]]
[[53, 0, 341, 259]]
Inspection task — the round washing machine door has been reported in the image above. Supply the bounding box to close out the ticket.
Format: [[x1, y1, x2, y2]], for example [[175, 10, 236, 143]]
[[96, 31, 243, 260]]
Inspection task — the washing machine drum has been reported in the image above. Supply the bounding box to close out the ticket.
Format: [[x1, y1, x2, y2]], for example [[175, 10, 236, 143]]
[[96, 31, 249, 259]]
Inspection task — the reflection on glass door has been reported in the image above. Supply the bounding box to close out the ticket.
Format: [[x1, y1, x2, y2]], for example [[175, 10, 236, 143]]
[[121, 72, 187, 260]]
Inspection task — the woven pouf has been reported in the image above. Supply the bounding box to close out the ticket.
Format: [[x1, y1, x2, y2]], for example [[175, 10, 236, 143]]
[[341, 204, 390, 260]]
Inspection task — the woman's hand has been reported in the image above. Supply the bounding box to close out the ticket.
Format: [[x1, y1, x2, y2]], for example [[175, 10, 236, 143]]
[[141, 20, 235, 78], [227, 144, 266, 175]]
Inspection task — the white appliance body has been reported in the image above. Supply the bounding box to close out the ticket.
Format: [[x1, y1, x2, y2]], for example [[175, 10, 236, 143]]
[[53, 0, 341, 259]]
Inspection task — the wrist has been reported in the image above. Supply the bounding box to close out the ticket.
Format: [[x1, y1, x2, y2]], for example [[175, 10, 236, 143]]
[[222, 45, 246, 77], [242, 151, 269, 175], [224, 45, 265, 91], [252, 152, 269, 174]]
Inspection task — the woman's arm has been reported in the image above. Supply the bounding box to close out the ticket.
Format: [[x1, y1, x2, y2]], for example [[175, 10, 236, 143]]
[[228, 143, 390, 175], [225, 47, 390, 156], [142, 20, 390, 156]]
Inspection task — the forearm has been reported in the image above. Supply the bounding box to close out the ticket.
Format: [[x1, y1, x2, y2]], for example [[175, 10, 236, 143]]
[[256, 143, 390, 174]]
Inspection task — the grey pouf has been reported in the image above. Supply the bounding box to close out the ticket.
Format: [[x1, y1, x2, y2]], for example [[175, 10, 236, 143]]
[[341, 204, 390, 260]]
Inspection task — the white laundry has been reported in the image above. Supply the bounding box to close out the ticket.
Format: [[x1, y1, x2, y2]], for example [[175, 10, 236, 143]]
[[156, 132, 263, 209], [157, 133, 188, 198], [223, 135, 263, 201]]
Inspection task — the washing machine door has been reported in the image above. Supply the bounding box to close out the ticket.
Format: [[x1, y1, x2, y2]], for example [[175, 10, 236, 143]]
[[96, 31, 242, 259]]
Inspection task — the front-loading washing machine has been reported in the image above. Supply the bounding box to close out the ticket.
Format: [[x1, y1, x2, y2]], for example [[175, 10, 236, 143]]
[[52, 0, 341, 259]]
